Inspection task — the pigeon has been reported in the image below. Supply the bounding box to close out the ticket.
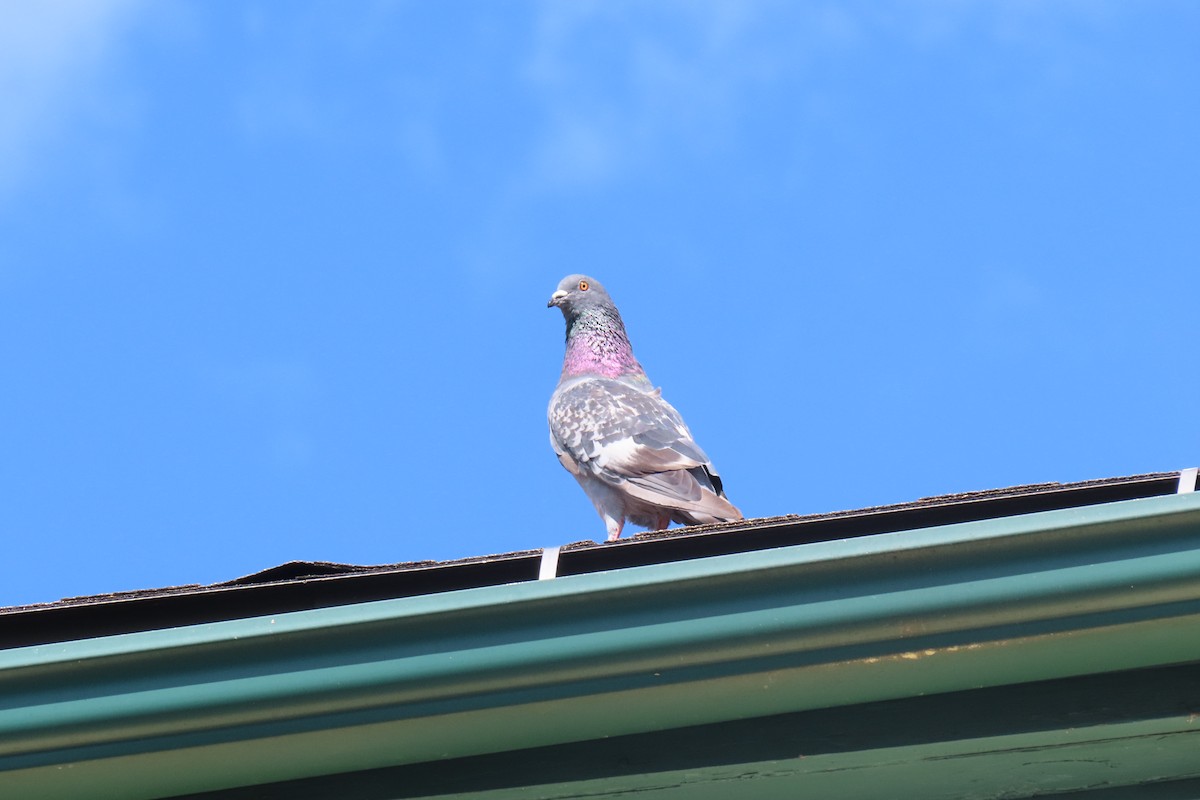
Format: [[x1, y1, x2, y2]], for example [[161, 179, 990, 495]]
[[547, 274, 742, 541]]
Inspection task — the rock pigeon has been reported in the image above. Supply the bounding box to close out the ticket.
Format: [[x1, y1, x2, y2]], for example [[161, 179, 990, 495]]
[[547, 274, 742, 541]]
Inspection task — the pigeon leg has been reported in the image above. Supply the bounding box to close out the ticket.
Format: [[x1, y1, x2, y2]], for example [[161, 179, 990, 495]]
[[652, 513, 671, 531], [577, 474, 627, 542], [605, 515, 624, 542]]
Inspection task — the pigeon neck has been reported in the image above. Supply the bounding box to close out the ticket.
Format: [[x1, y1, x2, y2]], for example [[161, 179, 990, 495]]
[[561, 308, 647, 381]]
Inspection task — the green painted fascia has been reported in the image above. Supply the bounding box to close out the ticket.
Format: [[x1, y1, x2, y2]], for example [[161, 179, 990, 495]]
[[423, 715, 1200, 800], [2, 492, 1200, 799]]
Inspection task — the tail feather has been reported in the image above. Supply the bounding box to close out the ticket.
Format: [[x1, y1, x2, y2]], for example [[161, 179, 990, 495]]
[[622, 468, 743, 524], [673, 490, 743, 525]]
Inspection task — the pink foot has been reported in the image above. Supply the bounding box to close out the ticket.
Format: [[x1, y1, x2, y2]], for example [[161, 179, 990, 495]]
[[606, 517, 625, 542]]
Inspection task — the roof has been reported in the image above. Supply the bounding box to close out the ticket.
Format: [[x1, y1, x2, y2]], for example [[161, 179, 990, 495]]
[[3, 468, 1200, 799], [1, 470, 1190, 648]]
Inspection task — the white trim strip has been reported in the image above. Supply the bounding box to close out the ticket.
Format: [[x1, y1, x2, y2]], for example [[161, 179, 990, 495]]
[[539, 546, 561, 580], [1178, 468, 1198, 494]]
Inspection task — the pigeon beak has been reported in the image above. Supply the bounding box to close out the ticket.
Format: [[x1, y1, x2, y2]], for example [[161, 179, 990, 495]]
[[547, 290, 568, 308]]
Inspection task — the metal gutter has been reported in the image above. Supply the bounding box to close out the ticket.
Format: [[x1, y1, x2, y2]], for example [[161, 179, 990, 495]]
[[1, 471, 1184, 649], [2, 492, 1200, 799]]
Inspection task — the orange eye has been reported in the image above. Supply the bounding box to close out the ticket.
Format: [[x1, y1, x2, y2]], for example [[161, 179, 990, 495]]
[[578, 280, 589, 291]]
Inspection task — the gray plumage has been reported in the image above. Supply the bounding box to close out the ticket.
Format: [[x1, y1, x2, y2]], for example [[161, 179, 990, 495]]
[[547, 274, 742, 541]]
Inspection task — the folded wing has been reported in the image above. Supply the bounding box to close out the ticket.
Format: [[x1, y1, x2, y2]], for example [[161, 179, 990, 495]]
[[549, 378, 740, 522]]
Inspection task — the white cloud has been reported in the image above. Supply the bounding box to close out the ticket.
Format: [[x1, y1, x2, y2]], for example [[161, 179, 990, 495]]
[[516, 0, 1128, 192], [521, 1, 779, 190], [0, 0, 144, 200]]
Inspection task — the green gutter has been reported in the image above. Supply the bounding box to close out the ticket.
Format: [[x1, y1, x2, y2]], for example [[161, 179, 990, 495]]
[[2, 492, 1200, 799]]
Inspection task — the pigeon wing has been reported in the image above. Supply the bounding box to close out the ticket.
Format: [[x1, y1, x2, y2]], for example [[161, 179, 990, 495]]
[[548, 378, 737, 520]]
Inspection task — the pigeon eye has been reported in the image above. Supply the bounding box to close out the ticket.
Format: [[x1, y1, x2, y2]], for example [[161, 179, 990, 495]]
[[578, 280, 589, 291]]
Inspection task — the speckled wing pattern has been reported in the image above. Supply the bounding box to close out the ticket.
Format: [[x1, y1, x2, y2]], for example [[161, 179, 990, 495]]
[[548, 377, 725, 510]]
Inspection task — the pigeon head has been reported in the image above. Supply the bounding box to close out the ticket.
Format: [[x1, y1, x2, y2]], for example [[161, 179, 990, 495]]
[[548, 274, 646, 381], [547, 274, 614, 318]]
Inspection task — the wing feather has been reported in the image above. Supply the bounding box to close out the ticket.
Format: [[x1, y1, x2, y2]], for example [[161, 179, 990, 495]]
[[549, 376, 741, 524], [550, 378, 707, 477]]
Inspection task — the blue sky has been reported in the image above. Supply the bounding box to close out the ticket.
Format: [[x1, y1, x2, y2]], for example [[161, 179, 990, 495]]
[[1, 2, 1197, 607]]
